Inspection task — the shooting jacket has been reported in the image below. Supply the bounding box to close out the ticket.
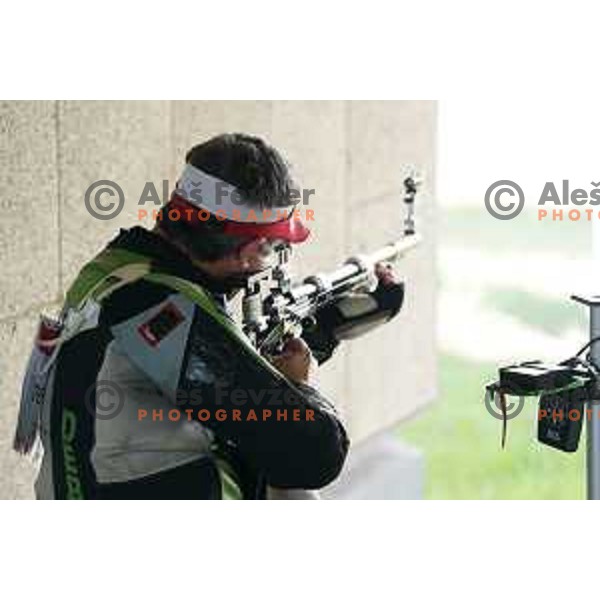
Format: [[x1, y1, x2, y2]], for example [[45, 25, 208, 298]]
[[33, 227, 349, 499]]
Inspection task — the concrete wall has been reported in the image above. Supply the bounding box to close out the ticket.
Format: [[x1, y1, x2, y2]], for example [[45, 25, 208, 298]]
[[0, 101, 437, 498]]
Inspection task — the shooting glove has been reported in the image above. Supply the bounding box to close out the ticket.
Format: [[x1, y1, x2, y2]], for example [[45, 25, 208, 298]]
[[301, 278, 405, 365]]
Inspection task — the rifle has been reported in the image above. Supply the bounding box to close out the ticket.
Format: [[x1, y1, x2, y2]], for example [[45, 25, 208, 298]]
[[241, 172, 422, 356]]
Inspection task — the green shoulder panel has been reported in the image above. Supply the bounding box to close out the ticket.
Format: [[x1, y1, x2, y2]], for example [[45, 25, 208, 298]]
[[65, 248, 153, 310], [64, 247, 285, 380]]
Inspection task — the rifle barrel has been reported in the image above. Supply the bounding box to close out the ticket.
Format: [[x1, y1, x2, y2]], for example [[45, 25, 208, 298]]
[[290, 233, 421, 302], [368, 232, 421, 264]]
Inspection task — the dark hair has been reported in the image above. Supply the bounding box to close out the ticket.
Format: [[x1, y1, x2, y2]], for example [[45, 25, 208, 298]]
[[157, 133, 296, 261]]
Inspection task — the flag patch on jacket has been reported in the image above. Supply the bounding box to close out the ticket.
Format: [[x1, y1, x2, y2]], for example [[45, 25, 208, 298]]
[[138, 302, 185, 346]]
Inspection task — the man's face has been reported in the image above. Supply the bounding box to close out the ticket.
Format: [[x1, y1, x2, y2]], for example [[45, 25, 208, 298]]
[[204, 237, 291, 293], [167, 226, 295, 292], [236, 237, 291, 274]]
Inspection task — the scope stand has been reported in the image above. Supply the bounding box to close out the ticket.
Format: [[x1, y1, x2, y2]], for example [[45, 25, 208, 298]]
[[571, 294, 600, 499]]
